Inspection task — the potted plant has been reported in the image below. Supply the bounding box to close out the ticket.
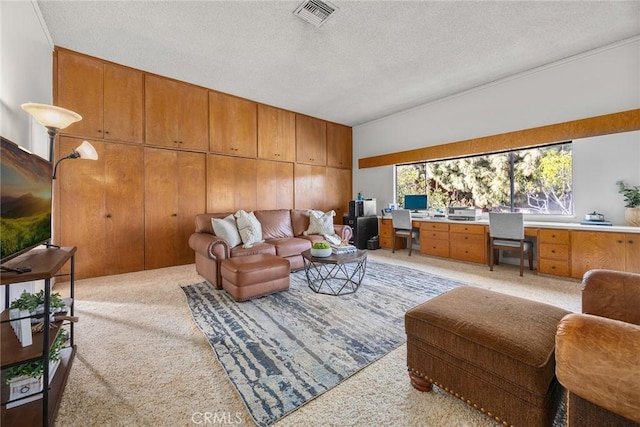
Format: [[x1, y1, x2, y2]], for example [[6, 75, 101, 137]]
[[10, 290, 66, 323], [5, 331, 67, 408], [616, 180, 640, 226]]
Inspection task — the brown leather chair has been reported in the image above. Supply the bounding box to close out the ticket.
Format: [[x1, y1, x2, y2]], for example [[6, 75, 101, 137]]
[[555, 269, 640, 427]]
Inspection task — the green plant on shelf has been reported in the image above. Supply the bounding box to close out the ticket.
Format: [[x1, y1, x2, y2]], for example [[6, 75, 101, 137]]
[[5, 330, 68, 382], [10, 290, 65, 313], [616, 180, 640, 208]]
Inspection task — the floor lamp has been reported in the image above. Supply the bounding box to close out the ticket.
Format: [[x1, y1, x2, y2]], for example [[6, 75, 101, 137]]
[[21, 103, 82, 162], [52, 140, 99, 179]]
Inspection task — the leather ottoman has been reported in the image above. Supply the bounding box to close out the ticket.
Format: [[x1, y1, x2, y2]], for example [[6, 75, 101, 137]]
[[405, 286, 570, 427], [220, 254, 290, 301]]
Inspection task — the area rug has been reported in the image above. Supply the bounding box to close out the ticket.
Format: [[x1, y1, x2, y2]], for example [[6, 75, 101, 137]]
[[181, 260, 467, 426]]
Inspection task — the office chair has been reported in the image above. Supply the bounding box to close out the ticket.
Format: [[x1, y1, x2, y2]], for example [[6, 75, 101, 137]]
[[391, 209, 419, 256], [489, 212, 533, 276]]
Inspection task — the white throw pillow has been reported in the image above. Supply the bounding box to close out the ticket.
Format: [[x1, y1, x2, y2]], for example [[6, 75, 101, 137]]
[[304, 210, 336, 236], [234, 210, 264, 248], [211, 215, 242, 248]]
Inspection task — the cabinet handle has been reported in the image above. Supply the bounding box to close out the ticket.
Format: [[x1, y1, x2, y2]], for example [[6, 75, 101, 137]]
[[617, 240, 623, 244], [551, 250, 556, 254], [97, 129, 102, 133], [171, 213, 178, 217], [104, 130, 109, 134], [105, 213, 112, 218], [629, 240, 634, 244], [551, 266, 556, 269]]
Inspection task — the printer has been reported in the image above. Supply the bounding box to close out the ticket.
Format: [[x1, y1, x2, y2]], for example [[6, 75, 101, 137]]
[[447, 207, 482, 221]]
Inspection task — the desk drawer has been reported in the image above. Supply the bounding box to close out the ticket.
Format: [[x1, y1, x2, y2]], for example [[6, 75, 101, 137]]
[[450, 223, 485, 235], [539, 243, 569, 260], [450, 243, 486, 264], [420, 222, 449, 232], [538, 229, 570, 245], [421, 231, 449, 241], [450, 232, 485, 245], [538, 259, 570, 277], [421, 240, 450, 258]]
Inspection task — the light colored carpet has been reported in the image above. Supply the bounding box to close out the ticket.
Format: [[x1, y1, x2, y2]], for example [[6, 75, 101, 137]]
[[54, 250, 581, 427]]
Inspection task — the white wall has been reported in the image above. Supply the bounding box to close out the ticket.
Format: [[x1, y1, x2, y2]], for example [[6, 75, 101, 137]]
[[1, 0, 53, 157], [353, 37, 640, 226], [1, 1, 54, 305]]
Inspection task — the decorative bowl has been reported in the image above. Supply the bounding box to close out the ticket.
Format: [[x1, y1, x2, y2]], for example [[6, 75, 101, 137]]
[[310, 247, 332, 258]]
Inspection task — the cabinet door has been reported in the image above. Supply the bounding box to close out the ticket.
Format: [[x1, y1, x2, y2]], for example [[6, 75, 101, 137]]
[[294, 164, 326, 211], [327, 122, 352, 169], [145, 75, 180, 146], [571, 231, 626, 278], [104, 143, 145, 274], [258, 104, 295, 162], [626, 234, 640, 273], [177, 82, 209, 151], [55, 137, 106, 279], [56, 50, 104, 139], [144, 149, 205, 269], [176, 151, 206, 265], [209, 91, 257, 157], [103, 63, 144, 143], [325, 167, 351, 219], [256, 160, 294, 210], [296, 114, 326, 165], [55, 138, 144, 279], [207, 154, 257, 213]]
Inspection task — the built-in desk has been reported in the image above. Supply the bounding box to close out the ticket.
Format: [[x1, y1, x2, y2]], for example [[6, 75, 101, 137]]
[[379, 216, 640, 278]]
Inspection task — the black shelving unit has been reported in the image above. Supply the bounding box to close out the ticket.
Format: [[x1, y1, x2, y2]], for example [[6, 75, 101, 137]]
[[0, 247, 77, 427], [343, 215, 379, 249]]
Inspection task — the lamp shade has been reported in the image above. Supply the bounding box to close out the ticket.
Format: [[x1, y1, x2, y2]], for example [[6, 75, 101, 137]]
[[75, 141, 99, 160], [21, 103, 82, 130]]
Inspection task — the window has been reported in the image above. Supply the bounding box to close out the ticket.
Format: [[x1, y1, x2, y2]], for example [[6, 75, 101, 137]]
[[395, 142, 572, 215]]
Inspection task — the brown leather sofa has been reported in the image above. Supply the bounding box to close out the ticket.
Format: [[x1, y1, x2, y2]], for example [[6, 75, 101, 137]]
[[188, 209, 353, 288], [555, 269, 640, 427]]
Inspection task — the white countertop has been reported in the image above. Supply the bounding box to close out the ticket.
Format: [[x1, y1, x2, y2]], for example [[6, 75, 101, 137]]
[[380, 215, 640, 233]]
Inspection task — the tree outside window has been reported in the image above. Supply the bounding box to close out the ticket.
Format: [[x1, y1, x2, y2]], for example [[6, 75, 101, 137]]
[[395, 143, 572, 214]]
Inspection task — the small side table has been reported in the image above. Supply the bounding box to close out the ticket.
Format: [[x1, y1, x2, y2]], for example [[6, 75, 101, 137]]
[[302, 249, 367, 296]]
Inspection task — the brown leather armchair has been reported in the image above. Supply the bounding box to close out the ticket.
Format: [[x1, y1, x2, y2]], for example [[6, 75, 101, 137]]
[[555, 269, 640, 427]]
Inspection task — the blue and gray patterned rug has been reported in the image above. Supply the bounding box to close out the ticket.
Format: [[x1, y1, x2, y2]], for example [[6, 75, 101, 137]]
[[181, 261, 466, 426]]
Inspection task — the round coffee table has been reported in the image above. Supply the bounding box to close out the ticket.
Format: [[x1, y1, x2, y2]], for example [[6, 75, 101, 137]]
[[301, 249, 367, 296]]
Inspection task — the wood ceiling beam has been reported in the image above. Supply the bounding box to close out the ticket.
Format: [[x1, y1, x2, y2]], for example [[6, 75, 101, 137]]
[[358, 108, 640, 169]]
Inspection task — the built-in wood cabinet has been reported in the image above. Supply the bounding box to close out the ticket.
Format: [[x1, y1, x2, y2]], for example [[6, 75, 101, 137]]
[[420, 222, 450, 258], [449, 223, 487, 264], [145, 75, 208, 150], [294, 164, 327, 211], [54, 137, 144, 279], [56, 49, 144, 143], [209, 91, 257, 157], [256, 160, 294, 210], [296, 114, 326, 165], [207, 154, 257, 213], [379, 219, 395, 249], [625, 233, 640, 274], [571, 231, 627, 278], [144, 148, 206, 269], [258, 104, 295, 162], [537, 229, 571, 277], [53, 48, 352, 279], [325, 167, 352, 219], [327, 122, 352, 169]]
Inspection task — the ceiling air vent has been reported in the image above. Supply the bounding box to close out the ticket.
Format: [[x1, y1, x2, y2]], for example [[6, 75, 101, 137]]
[[293, 0, 337, 27]]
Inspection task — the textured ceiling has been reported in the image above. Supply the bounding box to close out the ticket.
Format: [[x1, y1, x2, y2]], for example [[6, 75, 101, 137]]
[[37, 1, 640, 126]]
